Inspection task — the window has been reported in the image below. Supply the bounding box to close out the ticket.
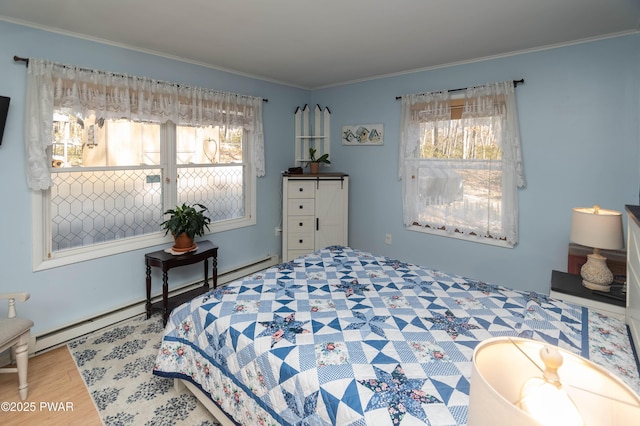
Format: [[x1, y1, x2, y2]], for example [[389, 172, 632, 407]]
[[49, 116, 249, 252], [25, 58, 264, 269], [49, 116, 164, 253], [399, 81, 525, 247], [175, 124, 249, 224]]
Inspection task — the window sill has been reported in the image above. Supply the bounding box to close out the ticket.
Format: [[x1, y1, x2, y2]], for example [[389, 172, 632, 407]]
[[407, 224, 514, 248], [32, 216, 256, 271]]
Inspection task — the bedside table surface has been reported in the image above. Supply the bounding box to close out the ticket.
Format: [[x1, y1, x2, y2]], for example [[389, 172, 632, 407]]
[[551, 270, 625, 307]]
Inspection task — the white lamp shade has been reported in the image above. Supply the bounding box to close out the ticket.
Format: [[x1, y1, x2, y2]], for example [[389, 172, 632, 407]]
[[468, 337, 640, 426], [570, 206, 624, 250]]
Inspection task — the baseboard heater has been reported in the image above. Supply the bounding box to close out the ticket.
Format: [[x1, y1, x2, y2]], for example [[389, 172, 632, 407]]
[[32, 253, 280, 354]]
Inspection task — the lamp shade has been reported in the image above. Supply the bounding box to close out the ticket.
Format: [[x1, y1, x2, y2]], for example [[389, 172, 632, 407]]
[[468, 337, 640, 426], [570, 206, 624, 250]]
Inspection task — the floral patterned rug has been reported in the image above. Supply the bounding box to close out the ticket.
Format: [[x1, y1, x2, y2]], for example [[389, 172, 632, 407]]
[[67, 314, 220, 426]]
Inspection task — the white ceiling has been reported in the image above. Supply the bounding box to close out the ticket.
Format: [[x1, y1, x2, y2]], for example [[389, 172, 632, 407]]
[[1, 0, 639, 89]]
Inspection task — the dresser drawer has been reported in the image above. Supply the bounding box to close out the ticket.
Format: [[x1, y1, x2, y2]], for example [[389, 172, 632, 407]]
[[287, 232, 314, 250], [288, 216, 314, 233], [287, 198, 315, 215], [287, 181, 316, 198]]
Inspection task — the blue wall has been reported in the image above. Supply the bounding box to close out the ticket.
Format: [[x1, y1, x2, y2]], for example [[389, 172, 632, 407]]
[[314, 34, 640, 293], [0, 20, 309, 334], [1, 19, 638, 335]]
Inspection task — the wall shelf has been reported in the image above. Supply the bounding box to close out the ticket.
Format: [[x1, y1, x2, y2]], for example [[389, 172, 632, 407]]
[[294, 104, 330, 168]]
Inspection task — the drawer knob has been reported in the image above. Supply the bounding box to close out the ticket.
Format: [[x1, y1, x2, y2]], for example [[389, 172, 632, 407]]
[[299, 222, 303, 226], [299, 239, 303, 243], [299, 188, 303, 192], [299, 205, 303, 209]]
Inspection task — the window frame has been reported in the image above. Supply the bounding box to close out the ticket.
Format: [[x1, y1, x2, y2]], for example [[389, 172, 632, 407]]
[[407, 221, 511, 248], [31, 120, 256, 271], [401, 92, 517, 248]]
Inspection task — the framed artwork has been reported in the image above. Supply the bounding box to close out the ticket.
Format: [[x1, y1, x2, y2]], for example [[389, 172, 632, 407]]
[[342, 123, 383, 145]]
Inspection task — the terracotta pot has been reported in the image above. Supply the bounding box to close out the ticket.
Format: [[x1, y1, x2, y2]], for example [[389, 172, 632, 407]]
[[173, 232, 195, 252], [309, 162, 320, 174]]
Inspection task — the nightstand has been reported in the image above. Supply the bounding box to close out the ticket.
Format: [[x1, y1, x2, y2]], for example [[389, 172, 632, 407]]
[[550, 270, 626, 320], [145, 240, 218, 326]]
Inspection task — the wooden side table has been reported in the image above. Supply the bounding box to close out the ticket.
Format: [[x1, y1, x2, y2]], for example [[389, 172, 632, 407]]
[[145, 240, 218, 325], [550, 270, 626, 320]]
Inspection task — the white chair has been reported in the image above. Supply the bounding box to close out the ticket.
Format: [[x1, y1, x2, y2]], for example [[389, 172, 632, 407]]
[[0, 292, 33, 400]]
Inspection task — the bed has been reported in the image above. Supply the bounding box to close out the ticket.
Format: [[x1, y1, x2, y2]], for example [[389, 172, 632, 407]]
[[153, 245, 640, 425]]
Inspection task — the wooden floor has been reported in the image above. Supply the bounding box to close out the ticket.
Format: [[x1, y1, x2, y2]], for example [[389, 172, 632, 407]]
[[0, 346, 102, 426]]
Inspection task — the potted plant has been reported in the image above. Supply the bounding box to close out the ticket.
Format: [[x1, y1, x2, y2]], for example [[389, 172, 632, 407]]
[[160, 203, 211, 252], [308, 147, 330, 174]]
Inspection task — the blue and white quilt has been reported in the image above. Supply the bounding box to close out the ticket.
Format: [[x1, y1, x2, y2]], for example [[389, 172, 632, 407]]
[[153, 246, 640, 425]]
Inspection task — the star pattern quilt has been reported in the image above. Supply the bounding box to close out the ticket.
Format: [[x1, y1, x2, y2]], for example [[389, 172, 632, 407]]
[[153, 246, 640, 425]]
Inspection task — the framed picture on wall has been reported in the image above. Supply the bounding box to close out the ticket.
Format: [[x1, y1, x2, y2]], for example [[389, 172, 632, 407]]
[[342, 123, 383, 145]]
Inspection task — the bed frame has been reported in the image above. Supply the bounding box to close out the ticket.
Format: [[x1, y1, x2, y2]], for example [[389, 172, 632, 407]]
[[174, 379, 236, 426]]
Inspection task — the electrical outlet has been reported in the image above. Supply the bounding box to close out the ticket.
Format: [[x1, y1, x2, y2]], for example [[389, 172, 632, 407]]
[[385, 234, 392, 245]]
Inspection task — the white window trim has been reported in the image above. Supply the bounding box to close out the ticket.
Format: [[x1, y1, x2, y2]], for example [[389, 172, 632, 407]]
[[407, 223, 513, 248], [33, 116, 257, 271], [31, 187, 256, 271]]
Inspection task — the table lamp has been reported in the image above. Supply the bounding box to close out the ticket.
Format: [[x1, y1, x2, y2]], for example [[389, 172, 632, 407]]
[[468, 337, 640, 426], [569, 205, 624, 292]]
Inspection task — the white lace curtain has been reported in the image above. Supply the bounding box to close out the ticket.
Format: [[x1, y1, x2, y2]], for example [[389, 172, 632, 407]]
[[24, 58, 265, 190], [398, 81, 525, 244]]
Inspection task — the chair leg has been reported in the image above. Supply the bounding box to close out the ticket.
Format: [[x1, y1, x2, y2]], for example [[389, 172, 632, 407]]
[[15, 335, 29, 400]]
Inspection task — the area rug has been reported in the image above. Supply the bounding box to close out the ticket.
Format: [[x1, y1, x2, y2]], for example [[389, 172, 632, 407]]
[[68, 314, 221, 426]]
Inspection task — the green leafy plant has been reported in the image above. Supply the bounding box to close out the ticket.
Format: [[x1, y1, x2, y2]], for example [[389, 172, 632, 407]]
[[160, 203, 211, 239], [309, 148, 330, 164]]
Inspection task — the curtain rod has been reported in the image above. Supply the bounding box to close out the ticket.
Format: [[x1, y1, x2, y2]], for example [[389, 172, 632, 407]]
[[395, 79, 524, 100], [13, 55, 269, 102]]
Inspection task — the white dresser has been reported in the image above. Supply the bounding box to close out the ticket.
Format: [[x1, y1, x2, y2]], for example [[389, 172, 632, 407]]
[[626, 205, 640, 352], [282, 173, 348, 262]]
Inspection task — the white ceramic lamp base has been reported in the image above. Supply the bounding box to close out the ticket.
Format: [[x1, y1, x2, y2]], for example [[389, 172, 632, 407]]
[[580, 253, 613, 292]]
